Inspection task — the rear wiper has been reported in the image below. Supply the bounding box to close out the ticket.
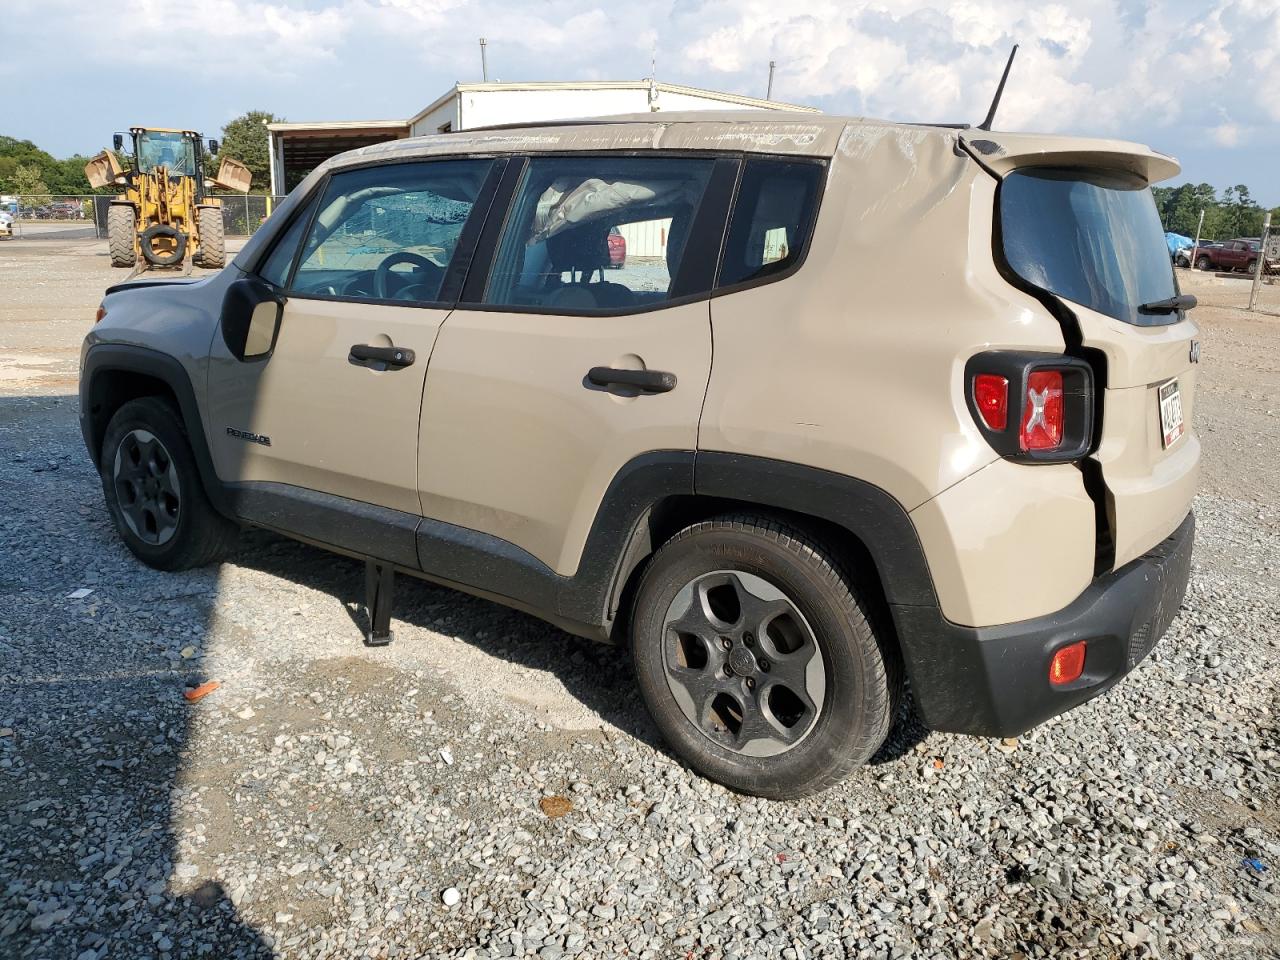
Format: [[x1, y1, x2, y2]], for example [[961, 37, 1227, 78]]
[[1138, 294, 1197, 315]]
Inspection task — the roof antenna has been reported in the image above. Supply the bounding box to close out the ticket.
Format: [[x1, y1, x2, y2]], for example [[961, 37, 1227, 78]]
[[977, 44, 1018, 131]]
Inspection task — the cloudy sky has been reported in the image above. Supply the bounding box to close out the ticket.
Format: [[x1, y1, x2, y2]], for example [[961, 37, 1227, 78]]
[[4, 0, 1277, 202]]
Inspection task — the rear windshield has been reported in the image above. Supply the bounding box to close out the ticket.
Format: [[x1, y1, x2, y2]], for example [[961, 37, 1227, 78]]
[[1000, 167, 1177, 325]]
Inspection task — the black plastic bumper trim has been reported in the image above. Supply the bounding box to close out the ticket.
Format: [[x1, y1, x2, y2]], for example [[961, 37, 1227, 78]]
[[897, 511, 1194, 737]]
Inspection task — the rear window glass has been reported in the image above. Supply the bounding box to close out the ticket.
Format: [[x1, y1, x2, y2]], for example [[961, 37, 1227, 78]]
[[1000, 168, 1177, 324], [718, 158, 824, 289], [483, 155, 715, 313]]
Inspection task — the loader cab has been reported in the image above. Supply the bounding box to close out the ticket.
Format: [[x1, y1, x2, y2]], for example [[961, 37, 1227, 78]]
[[114, 128, 210, 197]]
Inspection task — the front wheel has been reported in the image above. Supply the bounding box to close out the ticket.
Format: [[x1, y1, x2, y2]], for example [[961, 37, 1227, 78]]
[[99, 397, 239, 570], [1197, 256, 1211, 271], [106, 205, 136, 268], [193, 206, 225, 269], [630, 515, 900, 799]]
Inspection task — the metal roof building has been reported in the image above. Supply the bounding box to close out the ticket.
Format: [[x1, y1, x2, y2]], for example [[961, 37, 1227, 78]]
[[266, 79, 817, 194]]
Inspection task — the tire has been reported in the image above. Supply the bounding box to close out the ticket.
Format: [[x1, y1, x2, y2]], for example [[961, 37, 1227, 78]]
[[139, 224, 186, 267], [107, 205, 136, 268], [1246, 260, 1257, 276], [194, 206, 225, 269], [1197, 256, 1211, 271], [630, 515, 900, 799], [99, 397, 238, 571]]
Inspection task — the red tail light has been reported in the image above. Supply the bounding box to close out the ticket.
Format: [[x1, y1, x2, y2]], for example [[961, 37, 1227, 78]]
[[973, 374, 1008, 431], [965, 353, 1094, 464], [1020, 370, 1064, 451], [1049, 640, 1087, 685]]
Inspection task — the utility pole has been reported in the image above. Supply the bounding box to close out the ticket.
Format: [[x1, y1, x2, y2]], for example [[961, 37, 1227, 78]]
[[766, 60, 776, 100], [479, 37, 488, 82], [1249, 212, 1271, 312], [1190, 209, 1204, 271]]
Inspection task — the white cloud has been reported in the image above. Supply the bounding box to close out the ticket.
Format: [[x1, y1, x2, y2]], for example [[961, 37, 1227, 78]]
[[4, 0, 1276, 164], [1211, 121, 1242, 147]]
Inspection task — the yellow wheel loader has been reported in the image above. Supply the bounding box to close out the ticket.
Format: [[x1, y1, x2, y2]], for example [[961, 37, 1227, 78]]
[[85, 128, 252, 270]]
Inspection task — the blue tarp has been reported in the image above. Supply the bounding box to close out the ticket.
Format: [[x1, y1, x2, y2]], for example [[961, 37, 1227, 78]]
[[1166, 232, 1194, 254]]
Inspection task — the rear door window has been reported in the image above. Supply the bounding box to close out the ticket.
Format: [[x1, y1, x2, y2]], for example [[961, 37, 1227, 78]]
[[482, 155, 716, 313], [717, 158, 825, 289], [1000, 167, 1178, 325]]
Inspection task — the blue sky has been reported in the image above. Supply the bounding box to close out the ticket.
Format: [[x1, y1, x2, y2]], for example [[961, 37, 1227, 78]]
[[3, 0, 1277, 204]]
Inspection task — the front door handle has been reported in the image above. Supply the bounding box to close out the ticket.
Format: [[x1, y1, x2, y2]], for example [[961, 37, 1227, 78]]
[[349, 343, 415, 369], [587, 366, 677, 394]]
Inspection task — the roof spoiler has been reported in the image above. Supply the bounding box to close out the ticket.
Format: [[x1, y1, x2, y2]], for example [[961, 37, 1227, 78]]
[[958, 131, 1180, 183]]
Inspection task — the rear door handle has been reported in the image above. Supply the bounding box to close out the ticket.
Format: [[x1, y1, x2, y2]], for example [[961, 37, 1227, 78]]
[[587, 366, 677, 394], [349, 343, 415, 369]]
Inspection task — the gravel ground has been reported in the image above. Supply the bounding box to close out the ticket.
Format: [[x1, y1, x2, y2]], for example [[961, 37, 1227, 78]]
[[0, 244, 1277, 959]]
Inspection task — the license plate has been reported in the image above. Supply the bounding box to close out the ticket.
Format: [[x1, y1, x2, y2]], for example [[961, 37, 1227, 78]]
[[1159, 379, 1184, 449]]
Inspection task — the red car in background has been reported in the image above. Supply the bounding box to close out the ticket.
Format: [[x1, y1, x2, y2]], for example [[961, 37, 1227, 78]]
[[1193, 237, 1277, 274], [607, 226, 626, 268]]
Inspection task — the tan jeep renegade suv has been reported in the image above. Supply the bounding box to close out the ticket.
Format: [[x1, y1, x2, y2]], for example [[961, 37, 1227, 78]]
[[80, 112, 1198, 798]]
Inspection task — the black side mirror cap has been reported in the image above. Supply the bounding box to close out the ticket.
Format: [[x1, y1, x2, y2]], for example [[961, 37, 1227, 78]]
[[112, 134, 124, 152], [208, 139, 219, 156]]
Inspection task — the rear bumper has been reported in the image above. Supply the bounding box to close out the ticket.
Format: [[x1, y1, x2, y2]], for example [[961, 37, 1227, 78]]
[[896, 511, 1194, 737]]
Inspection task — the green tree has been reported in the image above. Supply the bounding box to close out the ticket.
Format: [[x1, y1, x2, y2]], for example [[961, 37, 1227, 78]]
[[10, 163, 50, 199], [0, 137, 65, 194], [215, 110, 279, 194], [1159, 183, 1217, 237]]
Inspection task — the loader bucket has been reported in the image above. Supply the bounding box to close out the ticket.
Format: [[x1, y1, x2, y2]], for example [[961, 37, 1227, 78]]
[[209, 157, 253, 193], [84, 150, 124, 190]]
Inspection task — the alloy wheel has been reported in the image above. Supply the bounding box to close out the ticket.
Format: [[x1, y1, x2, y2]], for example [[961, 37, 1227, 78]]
[[661, 570, 826, 758], [112, 429, 181, 546]]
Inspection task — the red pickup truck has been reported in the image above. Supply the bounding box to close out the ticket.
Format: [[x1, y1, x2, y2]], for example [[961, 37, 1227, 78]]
[[1192, 237, 1277, 274]]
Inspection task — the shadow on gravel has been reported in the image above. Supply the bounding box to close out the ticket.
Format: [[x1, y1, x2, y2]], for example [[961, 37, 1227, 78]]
[[0, 395, 273, 959], [228, 525, 932, 768], [229, 528, 669, 754]]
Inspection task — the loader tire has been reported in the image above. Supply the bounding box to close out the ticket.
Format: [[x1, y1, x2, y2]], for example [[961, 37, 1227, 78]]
[[107, 205, 137, 268], [194, 207, 225, 269]]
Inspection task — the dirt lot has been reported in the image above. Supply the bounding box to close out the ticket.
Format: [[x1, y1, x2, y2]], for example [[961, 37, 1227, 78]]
[[0, 237, 1277, 959]]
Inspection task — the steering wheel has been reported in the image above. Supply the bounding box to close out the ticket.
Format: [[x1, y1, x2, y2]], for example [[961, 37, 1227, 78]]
[[374, 251, 440, 300]]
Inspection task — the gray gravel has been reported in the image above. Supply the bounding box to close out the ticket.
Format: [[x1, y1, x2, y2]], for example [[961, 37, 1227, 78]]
[[1, 264, 1279, 958]]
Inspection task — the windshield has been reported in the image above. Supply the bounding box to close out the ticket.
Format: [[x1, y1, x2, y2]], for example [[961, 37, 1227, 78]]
[[1000, 167, 1177, 325], [136, 132, 196, 177]]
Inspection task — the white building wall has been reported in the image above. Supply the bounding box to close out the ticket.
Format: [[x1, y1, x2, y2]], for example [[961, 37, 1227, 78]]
[[410, 100, 459, 137], [653, 90, 770, 112], [616, 219, 671, 259], [459, 87, 651, 129]]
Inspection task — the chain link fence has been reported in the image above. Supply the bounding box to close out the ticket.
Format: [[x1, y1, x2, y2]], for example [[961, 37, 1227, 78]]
[[0, 194, 286, 240]]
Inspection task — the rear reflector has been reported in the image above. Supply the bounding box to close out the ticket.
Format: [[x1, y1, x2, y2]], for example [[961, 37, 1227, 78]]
[[1020, 369, 1064, 451], [973, 374, 1008, 431], [1049, 640, 1087, 685]]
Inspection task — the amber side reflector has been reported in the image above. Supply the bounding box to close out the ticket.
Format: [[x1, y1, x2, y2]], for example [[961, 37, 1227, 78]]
[[94, 306, 107, 323], [1049, 640, 1087, 685]]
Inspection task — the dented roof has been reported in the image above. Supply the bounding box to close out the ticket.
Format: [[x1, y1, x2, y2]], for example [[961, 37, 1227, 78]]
[[315, 110, 1180, 184]]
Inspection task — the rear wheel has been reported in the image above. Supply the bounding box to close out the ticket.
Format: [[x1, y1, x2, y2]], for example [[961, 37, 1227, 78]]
[[99, 397, 238, 570], [1246, 259, 1258, 276], [194, 206, 225, 269], [630, 515, 899, 799], [106, 205, 136, 268]]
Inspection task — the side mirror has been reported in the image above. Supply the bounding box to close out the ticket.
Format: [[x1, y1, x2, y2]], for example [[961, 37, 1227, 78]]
[[208, 139, 219, 155], [112, 134, 124, 152], [221, 277, 284, 361]]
